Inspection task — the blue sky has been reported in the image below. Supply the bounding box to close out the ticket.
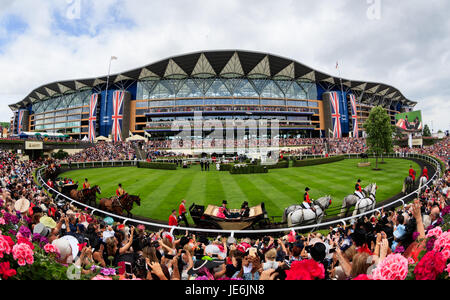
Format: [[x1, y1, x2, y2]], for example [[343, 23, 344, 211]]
[[0, 0, 448, 131]]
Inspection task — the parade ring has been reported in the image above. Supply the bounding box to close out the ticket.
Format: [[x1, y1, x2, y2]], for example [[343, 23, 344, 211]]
[[36, 153, 441, 237]]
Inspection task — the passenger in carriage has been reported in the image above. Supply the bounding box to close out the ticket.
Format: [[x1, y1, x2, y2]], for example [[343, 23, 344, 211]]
[[220, 200, 240, 219], [240, 201, 250, 218]]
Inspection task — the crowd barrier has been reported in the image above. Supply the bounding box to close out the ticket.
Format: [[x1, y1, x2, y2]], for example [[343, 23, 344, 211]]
[[37, 153, 442, 236]]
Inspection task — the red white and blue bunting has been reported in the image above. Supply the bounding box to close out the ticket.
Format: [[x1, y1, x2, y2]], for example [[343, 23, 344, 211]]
[[88, 94, 99, 142], [330, 92, 341, 139], [111, 91, 125, 142], [349, 94, 359, 138]]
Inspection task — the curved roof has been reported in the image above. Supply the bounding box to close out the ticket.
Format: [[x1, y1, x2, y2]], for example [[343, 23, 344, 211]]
[[9, 50, 416, 110]]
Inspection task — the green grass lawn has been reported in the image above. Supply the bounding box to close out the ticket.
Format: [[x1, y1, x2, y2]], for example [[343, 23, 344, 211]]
[[61, 158, 420, 223]]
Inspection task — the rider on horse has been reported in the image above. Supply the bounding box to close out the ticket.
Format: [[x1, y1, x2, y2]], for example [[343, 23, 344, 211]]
[[355, 179, 364, 199], [302, 187, 316, 213], [116, 183, 126, 198], [409, 165, 416, 182], [83, 178, 91, 190]]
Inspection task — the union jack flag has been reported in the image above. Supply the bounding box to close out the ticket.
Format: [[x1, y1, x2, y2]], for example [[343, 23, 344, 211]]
[[330, 92, 341, 139], [349, 94, 359, 138], [88, 94, 98, 142], [18, 110, 25, 134], [111, 91, 125, 142]]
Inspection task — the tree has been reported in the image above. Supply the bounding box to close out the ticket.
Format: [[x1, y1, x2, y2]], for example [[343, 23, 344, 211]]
[[363, 106, 393, 170], [423, 124, 431, 137]]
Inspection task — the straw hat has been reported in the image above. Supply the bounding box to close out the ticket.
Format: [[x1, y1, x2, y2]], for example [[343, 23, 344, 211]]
[[14, 198, 30, 213]]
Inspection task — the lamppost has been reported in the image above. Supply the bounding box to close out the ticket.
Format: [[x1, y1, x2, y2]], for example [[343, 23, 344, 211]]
[[103, 56, 118, 124]]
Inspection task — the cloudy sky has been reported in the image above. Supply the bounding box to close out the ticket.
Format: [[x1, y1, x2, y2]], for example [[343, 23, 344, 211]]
[[0, 0, 448, 131]]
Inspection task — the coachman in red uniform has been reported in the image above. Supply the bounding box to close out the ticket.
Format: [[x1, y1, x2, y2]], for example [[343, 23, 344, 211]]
[[169, 210, 178, 227], [178, 199, 189, 227], [409, 166, 416, 182], [421, 166, 429, 180]]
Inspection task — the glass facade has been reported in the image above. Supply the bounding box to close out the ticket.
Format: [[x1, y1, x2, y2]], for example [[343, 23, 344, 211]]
[[137, 78, 318, 101], [30, 90, 91, 134]]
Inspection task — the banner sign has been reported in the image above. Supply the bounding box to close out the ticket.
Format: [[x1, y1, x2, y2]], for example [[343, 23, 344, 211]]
[[349, 94, 359, 138], [111, 91, 125, 142], [25, 141, 43, 150], [88, 93, 99, 142], [330, 92, 342, 139]]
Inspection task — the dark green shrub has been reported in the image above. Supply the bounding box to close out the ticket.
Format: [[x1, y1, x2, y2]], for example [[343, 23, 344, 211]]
[[230, 165, 268, 174], [137, 162, 177, 170], [292, 155, 345, 167]]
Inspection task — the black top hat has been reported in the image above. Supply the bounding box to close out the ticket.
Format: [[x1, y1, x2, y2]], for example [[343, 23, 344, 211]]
[[305, 187, 310, 192], [357, 179, 361, 182], [222, 200, 228, 205], [309, 242, 326, 262]]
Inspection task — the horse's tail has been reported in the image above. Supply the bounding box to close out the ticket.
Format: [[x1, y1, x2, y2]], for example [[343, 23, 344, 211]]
[[287, 212, 293, 227], [339, 197, 348, 217]]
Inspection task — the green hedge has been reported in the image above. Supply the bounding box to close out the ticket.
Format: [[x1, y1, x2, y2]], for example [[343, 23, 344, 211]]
[[230, 165, 268, 174], [292, 155, 345, 168], [137, 161, 177, 170], [219, 164, 234, 171], [264, 160, 290, 170]]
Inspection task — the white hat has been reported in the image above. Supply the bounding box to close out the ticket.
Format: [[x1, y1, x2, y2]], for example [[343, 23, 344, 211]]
[[205, 244, 226, 259], [14, 198, 30, 214], [52, 238, 72, 260], [61, 235, 80, 259]]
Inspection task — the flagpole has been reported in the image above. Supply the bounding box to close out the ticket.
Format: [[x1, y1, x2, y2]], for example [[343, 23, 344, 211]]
[[103, 56, 117, 125]]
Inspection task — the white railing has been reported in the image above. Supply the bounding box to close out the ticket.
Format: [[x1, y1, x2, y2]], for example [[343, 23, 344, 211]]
[[37, 153, 441, 235]]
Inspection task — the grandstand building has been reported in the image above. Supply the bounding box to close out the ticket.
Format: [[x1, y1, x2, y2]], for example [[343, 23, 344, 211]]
[[9, 50, 417, 141]]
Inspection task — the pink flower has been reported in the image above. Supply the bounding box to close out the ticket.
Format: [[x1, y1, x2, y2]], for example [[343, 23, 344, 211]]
[[433, 231, 450, 261], [92, 275, 113, 280], [372, 254, 409, 280], [426, 226, 443, 239], [12, 243, 34, 267], [0, 235, 14, 258], [446, 264, 450, 275], [0, 218, 5, 225]]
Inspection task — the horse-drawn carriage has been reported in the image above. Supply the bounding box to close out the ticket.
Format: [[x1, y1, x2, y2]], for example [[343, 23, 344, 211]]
[[57, 182, 79, 197], [189, 203, 268, 230]]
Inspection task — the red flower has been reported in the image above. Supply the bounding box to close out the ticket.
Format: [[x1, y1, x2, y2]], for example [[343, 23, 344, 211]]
[[414, 251, 446, 280], [0, 262, 17, 280], [353, 274, 371, 280], [286, 260, 325, 281]]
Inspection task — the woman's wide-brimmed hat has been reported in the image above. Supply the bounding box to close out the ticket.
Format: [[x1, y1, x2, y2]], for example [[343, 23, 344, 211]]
[[14, 198, 30, 213], [40, 216, 57, 229]]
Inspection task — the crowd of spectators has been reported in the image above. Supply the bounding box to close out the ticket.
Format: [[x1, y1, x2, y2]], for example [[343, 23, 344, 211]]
[[68, 141, 137, 162], [395, 137, 449, 164]]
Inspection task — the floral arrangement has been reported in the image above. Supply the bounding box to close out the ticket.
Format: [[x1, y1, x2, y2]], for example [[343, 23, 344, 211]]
[[372, 254, 409, 280], [0, 209, 70, 280]]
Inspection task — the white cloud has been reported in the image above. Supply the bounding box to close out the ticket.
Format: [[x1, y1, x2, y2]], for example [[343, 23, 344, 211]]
[[0, 0, 448, 131]]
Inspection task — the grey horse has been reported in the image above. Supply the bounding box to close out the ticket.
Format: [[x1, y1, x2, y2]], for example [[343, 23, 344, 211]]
[[402, 175, 414, 195], [284, 196, 332, 227], [352, 183, 377, 217], [338, 184, 374, 217]]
